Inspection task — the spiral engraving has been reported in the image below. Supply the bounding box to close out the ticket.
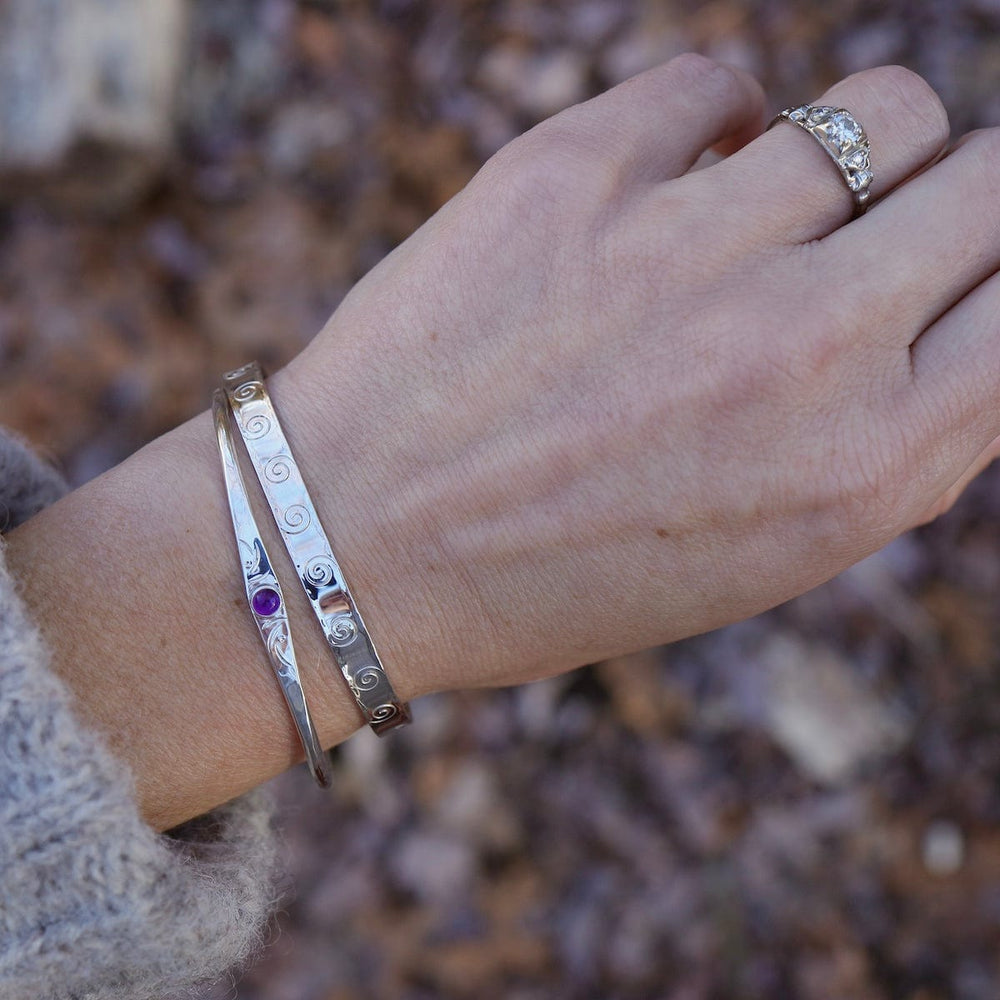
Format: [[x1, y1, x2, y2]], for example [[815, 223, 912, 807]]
[[305, 555, 337, 587], [353, 664, 384, 692], [264, 455, 292, 483], [282, 504, 311, 534], [232, 379, 265, 403], [223, 363, 256, 382], [244, 413, 271, 440], [327, 614, 358, 647], [371, 703, 399, 723]]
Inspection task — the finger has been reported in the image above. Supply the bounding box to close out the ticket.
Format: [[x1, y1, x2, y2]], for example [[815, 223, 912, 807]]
[[710, 81, 770, 157], [900, 268, 1000, 506], [941, 125, 991, 155], [698, 64, 949, 246], [823, 129, 1000, 347], [542, 53, 766, 185]]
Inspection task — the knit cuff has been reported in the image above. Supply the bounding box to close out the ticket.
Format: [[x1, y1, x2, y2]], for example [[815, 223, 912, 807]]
[[0, 428, 67, 532]]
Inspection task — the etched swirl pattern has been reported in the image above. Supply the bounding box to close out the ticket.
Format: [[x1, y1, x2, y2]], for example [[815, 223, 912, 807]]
[[353, 664, 384, 691], [371, 703, 399, 723], [232, 379, 265, 403], [223, 363, 255, 382], [264, 455, 292, 483], [305, 555, 337, 587], [244, 413, 271, 440], [282, 504, 311, 534], [327, 614, 358, 647]]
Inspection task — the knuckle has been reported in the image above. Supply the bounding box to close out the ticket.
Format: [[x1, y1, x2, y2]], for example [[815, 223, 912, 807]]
[[604, 185, 717, 287], [783, 325, 849, 384], [479, 124, 624, 228], [748, 285, 854, 388], [954, 127, 1000, 194], [478, 138, 579, 226], [856, 64, 949, 151], [660, 52, 743, 101]]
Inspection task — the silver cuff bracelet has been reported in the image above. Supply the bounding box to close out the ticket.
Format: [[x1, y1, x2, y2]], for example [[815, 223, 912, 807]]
[[220, 362, 411, 735], [212, 389, 335, 786]]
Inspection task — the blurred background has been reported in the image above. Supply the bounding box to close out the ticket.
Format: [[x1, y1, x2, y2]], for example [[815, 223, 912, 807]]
[[3, 1, 1000, 997]]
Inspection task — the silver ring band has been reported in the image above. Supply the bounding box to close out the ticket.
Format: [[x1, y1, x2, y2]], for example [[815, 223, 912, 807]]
[[768, 105, 873, 217], [212, 389, 335, 786], [221, 362, 411, 735]]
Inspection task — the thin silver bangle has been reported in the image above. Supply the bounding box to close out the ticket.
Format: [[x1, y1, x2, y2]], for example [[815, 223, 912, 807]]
[[212, 389, 334, 786], [220, 362, 411, 735]]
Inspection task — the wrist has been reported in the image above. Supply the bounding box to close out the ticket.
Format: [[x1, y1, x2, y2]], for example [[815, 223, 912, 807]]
[[265, 355, 481, 703], [4, 383, 375, 829]]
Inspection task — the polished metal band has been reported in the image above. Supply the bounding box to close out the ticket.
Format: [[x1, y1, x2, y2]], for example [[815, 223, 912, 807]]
[[221, 362, 411, 735], [212, 390, 334, 786], [768, 105, 873, 217]]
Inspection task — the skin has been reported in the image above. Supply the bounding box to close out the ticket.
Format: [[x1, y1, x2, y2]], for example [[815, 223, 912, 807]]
[[7, 56, 1000, 831]]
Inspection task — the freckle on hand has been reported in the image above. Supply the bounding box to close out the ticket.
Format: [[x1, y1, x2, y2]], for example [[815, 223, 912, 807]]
[[655, 528, 669, 539]]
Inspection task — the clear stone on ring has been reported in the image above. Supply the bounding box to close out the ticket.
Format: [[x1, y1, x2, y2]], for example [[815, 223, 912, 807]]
[[847, 169, 873, 192], [845, 148, 869, 170], [806, 106, 833, 126], [823, 111, 863, 152]]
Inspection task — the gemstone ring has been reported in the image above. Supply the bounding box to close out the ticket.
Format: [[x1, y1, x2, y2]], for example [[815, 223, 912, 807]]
[[768, 105, 873, 218]]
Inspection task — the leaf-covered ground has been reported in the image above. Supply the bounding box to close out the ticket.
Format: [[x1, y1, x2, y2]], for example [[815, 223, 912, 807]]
[[4, 2, 1000, 997]]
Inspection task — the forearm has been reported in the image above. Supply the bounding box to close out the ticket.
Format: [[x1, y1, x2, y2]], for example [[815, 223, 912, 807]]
[[4, 363, 435, 831]]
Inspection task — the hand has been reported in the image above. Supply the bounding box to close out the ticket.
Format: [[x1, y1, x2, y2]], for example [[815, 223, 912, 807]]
[[11, 56, 999, 829], [281, 55, 1000, 695]]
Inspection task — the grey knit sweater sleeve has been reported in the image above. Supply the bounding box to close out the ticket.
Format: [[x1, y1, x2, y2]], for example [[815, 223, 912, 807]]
[[0, 429, 282, 1000]]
